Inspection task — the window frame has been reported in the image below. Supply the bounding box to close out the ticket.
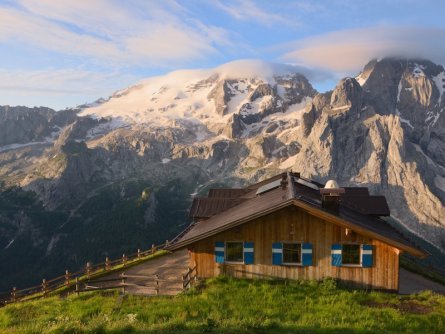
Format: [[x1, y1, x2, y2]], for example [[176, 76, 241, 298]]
[[341, 243, 362, 267], [224, 241, 244, 264], [282, 242, 303, 266]]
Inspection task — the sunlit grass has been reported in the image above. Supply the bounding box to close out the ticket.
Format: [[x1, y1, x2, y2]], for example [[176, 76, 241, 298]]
[[1, 277, 444, 333]]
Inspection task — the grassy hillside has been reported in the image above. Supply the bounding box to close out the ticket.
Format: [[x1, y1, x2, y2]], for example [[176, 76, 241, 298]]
[[0, 178, 195, 291], [1, 277, 444, 334]]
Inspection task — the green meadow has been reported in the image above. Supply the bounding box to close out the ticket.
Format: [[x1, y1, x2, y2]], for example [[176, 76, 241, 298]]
[[0, 277, 444, 334]]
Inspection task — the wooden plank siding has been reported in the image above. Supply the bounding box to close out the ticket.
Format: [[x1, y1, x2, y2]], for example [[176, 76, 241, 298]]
[[189, 206, 400, 290]]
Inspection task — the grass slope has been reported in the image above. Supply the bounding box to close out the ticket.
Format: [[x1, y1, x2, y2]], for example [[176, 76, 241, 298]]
[[0, 277, 444, 334], [0, 177, 194, 291]]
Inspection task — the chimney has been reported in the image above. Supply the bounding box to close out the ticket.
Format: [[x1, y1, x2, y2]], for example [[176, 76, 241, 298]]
[[281, 172, 287, 190], [290, 170, 301, 178], [320, 179, 345, 212]]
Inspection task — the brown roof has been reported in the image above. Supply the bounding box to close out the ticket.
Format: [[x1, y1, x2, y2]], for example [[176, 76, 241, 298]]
[[341, 196, 390, 216], [188, 198, 247, 219], [342, 187, 370, 196], [188, 174, 285, 219], [208, 188, 250, 198], [170, 172, 426, 257]]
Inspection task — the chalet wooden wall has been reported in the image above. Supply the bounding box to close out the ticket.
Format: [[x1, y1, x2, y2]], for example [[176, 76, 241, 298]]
[[189, 206, 400, 290]]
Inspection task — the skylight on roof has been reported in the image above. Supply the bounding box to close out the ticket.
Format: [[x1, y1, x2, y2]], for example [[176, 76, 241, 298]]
[[256, 179, 282, 195], [294, 177, 319, 190]]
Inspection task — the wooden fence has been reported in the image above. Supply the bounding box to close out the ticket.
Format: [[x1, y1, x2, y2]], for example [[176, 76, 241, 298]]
[[73, 268, 197, 296], [0, 240, 189, 307], [182, 266, 197, 289]]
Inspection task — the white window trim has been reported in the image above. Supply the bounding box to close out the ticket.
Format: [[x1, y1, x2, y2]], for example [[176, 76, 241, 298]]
[[341, 264, 363, 268], [225, 241, 244, 264]]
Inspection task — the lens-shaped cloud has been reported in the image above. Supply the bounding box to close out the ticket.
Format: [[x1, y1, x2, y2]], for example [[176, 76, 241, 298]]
[[281, 26, 445, 73]]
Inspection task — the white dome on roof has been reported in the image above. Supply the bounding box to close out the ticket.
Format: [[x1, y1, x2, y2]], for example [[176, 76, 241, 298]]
[[324, 180, 339, 189]]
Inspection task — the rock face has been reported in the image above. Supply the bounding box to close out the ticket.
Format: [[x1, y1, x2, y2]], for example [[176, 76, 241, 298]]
[[0, 106, 77, 146], [329, 77, 362, 114], [0, 58, 444, 290], [207, 79, 235, 116], [296, 58, 445, 251]]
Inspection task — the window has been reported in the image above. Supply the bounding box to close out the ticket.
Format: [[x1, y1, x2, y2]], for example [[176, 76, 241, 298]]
[[282, 243, 302, 264], [342, 244, 360, 265], [256, 179, 281, 195], [332, 244, 373, 267], [225, 242, 243, 263]]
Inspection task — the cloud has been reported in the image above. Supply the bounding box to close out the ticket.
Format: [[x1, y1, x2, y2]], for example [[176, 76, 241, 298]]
[[0, 68, 138, 108], [281, 26, 445, 74], [0, 0, 239, 67], [124, 24, 217, 63], [0, 7, 121, 61], [213, 0, 297, 27]]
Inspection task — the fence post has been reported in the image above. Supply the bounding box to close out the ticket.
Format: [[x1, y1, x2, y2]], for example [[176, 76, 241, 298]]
[[155, 275, 159, 295], [75, 277, 79, 296], [65, 270, 70, 286], [193, 263, 197, 283], [11, 287, 16, 303], [165, 240, 169, 247], [105, 257, 110, 271], [42, 279, 47, 297], [137, 248, 141, 259], [182, 274, 185, 290], [122, 254, 126, 267], [121, 272, 126, 295], [86, 262, 91, 279], [151, 244, 155, 254], [187, 268, 191, 289]]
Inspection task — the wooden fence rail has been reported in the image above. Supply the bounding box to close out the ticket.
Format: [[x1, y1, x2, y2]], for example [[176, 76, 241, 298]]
[[74, 271, 188, 296], [0, 241, 169, 307], [182, 266, 197, 290]]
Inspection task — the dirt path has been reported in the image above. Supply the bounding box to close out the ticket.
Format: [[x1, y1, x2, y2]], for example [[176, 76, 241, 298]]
[[399, 268, 445, 294], [87, 249, 189, 296]]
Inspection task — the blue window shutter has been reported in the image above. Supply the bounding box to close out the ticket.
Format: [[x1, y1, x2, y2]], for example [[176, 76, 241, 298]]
[[331, 244, 342, 266], [215, 241, 225, 263], [361, 244, 373, 267], [243, 242, 254, 265], [272, 242, 283, 265], [302, 243, 313, 266]]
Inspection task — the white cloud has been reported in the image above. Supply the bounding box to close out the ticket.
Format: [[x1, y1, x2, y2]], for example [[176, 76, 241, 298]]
[[124, 24, 216, 63], [281, 26, 445, 74], [0, 8, 120, 60], [213, 0, 297, 27], [0, 0, 238, 67], [0, 68, 138, 109]]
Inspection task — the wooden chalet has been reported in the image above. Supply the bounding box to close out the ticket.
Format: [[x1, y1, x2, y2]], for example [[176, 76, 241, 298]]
[[169, 172, 427, 291]]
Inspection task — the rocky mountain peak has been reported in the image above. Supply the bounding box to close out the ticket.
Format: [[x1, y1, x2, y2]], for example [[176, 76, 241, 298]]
[[79, 61, 317, 140], [329, 77, 362, 114]]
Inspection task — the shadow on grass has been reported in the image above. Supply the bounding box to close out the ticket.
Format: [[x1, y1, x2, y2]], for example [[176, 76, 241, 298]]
[[76, 325, 377, 334]]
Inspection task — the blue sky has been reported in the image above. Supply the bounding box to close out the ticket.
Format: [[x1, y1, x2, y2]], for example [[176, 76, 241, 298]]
[[1, 0, 445, 109]]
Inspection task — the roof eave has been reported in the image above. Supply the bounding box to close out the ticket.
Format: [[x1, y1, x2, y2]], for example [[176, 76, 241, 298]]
[[168, 199, 295, 251], [290, 199, 428, 258]]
